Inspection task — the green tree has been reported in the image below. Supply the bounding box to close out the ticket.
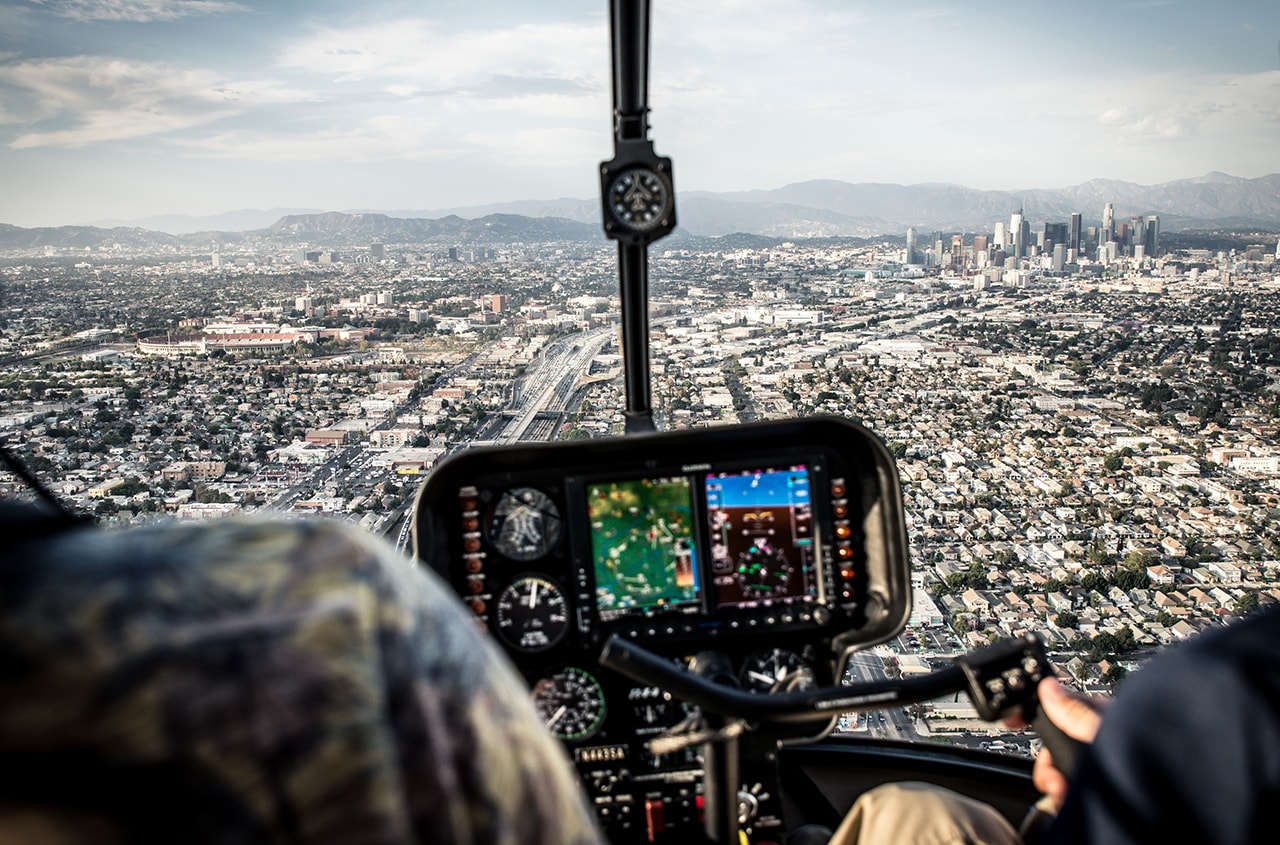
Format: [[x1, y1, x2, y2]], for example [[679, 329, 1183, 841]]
[[1101, 664, 1128, 685], [1234, 592, 1260, 615], [1080, 572, 1108, 593], [1123, 549, 1156, 572]]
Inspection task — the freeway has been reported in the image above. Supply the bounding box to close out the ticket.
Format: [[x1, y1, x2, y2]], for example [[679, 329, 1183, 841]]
[[495, 326, 614, 443]]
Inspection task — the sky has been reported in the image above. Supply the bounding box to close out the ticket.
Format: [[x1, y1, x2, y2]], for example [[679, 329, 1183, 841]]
[[0, 0, 1277, 228]]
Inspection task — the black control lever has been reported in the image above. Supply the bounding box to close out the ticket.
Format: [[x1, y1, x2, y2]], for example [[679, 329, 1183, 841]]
[[600, 634, 969, 725], [600, 632, 1083, 771], [601, 633, 1084, 843]]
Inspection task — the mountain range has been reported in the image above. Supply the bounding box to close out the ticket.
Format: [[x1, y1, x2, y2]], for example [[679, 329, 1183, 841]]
[[404, 172, 1280, 238], [3, 172, 1276, 251]]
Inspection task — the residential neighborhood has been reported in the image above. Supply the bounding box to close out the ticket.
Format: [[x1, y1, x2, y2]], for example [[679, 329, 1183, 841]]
[[4, 225, 1280, 714]]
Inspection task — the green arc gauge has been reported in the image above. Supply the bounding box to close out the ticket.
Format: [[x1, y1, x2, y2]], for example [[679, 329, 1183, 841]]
[[532, 666, 607, 742]]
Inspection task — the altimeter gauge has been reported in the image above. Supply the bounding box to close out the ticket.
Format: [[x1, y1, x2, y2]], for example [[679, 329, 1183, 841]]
[[532, 666, 607, 742], [494, 575, 569, 652]]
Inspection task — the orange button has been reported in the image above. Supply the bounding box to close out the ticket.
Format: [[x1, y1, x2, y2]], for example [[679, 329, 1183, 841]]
[[645, 799, 665, 842]]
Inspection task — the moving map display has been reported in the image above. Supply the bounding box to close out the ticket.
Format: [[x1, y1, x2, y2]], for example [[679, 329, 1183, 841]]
[[705, 465, 817, 607], [588, 476, 701, 620]]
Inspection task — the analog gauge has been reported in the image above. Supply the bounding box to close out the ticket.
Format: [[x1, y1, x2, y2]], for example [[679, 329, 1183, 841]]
[[606, 167, 673, 234], [739, 648, 815, 694], [494, 575, 569, 652], [734, 541, 793, 598], [631, 686, 692, 737], [532, 666, 607, 742], [486, 487, 562, 562]]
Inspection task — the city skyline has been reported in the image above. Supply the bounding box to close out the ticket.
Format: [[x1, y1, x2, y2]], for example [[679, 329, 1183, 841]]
[[1, 0, 1279, 229]]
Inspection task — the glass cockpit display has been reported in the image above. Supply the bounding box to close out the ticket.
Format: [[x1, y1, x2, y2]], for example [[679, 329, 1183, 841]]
[[588, 476, 701, 620], [706, 465, 817, 608]]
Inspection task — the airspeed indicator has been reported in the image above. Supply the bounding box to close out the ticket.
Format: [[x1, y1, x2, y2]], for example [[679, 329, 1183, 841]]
[[494, 575, 569, 652]]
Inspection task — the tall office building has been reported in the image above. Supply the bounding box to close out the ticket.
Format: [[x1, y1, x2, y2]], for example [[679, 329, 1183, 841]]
[[993, 221, 1008, 250], [1010, 209, 1026, 259], [906, 227, 918, 264], [1069, 213, 1082, 254], [1101, 203, 1115, 246], [1144, 215, 1160, 258], [1045, 223, 1068, 256]]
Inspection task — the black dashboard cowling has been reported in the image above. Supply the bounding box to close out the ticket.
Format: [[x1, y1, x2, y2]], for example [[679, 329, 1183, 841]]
[[409, 415, 912, 843], [412, 414, 910, 675]]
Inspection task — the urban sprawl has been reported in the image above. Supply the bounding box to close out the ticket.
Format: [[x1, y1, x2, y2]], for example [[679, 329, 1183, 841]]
[[5, 205, 1280, 744]]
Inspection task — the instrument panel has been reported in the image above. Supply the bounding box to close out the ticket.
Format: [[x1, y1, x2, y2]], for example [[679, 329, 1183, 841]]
[[411, 416, 910, 842]]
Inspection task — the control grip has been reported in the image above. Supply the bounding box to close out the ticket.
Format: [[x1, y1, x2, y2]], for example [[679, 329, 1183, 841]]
[[953, 633, 1084, 777], [1029, 706, 1081, 777]]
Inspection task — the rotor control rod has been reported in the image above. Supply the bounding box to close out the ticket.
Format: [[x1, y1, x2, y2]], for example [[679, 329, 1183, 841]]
[[600, 631, 1085, 766], [600, 634, 969, 724], [600, 0, 676, 434], [610, 0, 650, 139]]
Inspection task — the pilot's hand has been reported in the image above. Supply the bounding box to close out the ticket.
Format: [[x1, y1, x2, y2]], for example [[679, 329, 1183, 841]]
[[1033, 677, 1104, 812]]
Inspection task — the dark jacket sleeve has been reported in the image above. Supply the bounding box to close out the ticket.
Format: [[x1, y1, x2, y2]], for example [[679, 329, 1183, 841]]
[[1047, 606, 1280, 845]]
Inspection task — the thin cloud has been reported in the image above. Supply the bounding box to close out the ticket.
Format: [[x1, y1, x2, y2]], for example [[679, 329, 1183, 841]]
[[0, 56, 303, 148], [26, 0, 249, 23], [1098, 105, 1209, 140], [1096, 70, 1280, 143], [276, 19, 603, 92], [175, 115, 456, 162]]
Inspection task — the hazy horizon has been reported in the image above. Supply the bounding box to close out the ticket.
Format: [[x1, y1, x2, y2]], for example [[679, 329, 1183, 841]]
[[2, 1, 1278, 229]]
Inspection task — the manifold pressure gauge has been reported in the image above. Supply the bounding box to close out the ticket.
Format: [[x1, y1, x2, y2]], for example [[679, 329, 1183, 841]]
[[532, 666, 607, 742]]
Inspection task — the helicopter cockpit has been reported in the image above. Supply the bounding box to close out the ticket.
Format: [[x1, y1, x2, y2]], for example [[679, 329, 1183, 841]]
[[409, 3, 1072, 841]]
